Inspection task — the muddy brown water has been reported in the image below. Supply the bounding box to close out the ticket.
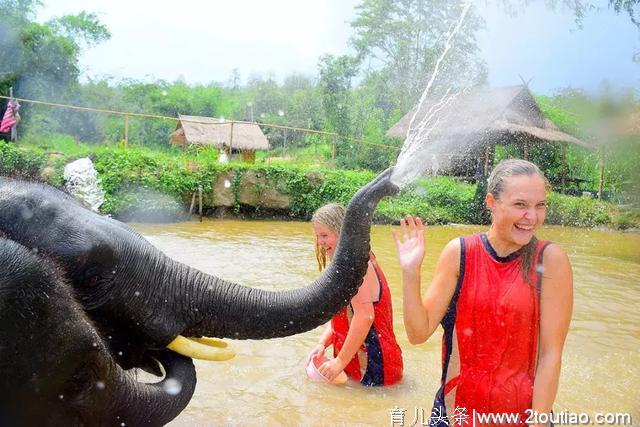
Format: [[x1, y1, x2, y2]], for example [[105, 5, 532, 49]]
[[130, 220, 639, 426]]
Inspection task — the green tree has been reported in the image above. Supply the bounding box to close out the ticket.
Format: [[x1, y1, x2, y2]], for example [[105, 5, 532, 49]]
[[350, 0, 487, 110], [0, 1, 109, 98], [0, 0, 110, 140], [317, 54, 360, 165]]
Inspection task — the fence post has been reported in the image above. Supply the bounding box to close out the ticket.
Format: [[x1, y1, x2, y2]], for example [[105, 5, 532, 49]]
[[124, 114, 129, 148], [561, 142, 567, 193], [332, 134, 337, 162], [189, 192, 196, 215], [198, 185, 203, 222], [9, 86, 17, 141], [598, 145, 606, 199]]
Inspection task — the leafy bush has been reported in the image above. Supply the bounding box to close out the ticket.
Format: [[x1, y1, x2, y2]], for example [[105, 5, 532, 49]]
[[2, 140, 634, 229], [609, 208, 640, 230], [546, 192, 611, 227], [0, 141, 47, 179]]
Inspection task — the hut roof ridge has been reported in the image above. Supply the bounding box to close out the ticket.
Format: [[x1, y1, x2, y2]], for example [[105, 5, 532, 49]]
[[386, 84, 590, 148], [170, 114, 269, 150]]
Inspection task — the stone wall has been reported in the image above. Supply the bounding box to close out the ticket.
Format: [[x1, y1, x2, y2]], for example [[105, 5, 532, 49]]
[[188, 170, 295, 212]]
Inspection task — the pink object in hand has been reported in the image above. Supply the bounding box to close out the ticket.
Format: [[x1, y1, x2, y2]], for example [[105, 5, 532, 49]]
[[305, 354, 348, 385]]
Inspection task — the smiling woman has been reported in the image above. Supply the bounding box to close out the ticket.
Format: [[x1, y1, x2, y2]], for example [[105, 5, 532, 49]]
[[394, 159, 573, 425], [307, 202, 403, 387]]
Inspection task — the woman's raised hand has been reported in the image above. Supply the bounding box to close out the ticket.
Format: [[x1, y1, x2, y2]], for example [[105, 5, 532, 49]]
[[391, 215, 425, 273]]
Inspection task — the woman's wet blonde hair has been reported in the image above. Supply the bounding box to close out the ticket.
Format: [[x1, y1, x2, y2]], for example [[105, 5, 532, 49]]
[[487, 159, 550, 284], [311, 203, 346, 271]]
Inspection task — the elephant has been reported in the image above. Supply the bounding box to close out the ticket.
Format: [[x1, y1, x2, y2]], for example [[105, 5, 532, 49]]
[[0, 168, 399, 426], [0, 238, 196, 426]]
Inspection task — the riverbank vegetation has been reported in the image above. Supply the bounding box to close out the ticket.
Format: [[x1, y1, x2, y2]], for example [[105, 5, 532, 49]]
[[2, 138, 637, 229]]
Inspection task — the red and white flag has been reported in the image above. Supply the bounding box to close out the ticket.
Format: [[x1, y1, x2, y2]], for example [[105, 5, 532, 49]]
[[0, 100, 20, 133]]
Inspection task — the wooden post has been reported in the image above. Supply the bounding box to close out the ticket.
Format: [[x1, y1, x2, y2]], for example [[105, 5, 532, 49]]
[[229, 121, 235, 155], [598, 145, 606, 200], [9, 86, 17, 141], [523, 141, 529, 160], [124, 114, 129, 148], [189, 192, 196, 215], [561, 143, 567, 194], [283, 128, 288, 154], [484, 144, 496, 176], [332, 134, 337, 162], [198, 185, 203, 222]]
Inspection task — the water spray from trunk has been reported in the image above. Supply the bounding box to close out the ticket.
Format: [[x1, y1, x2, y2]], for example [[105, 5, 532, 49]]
[[391, 3, 473, 189]]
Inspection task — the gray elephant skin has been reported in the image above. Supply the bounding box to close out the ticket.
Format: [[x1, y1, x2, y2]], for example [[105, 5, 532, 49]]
[[0, 169, 398, 426]]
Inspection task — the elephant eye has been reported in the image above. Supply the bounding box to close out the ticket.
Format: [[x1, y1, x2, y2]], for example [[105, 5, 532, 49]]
[[82, 266, 116, 287]]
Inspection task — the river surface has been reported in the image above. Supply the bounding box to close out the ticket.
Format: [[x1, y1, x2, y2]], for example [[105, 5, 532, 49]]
[[130, 220, 640, 426]]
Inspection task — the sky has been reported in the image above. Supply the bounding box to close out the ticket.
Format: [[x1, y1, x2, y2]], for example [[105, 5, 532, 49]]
[[36, 0, 639, 95]]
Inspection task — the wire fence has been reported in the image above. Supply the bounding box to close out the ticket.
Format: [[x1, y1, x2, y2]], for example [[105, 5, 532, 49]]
[[0, 94, 403, 162], [2, 93, 511, 181]]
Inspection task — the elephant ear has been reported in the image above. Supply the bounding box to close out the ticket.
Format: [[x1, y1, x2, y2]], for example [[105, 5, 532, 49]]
[[71, 241, 119, 310], [0, 180, 119, 309]]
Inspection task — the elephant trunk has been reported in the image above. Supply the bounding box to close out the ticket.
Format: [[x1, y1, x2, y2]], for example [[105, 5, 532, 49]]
[[90, 350, 196, 426], [180, 167, 399, 340]]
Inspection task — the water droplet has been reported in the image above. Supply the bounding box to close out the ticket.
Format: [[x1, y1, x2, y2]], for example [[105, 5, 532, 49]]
[[163, 378, 182, 395], [96, 381, 105, 390], [118, 351, 123, 356], [134, 291, 140, 297], [224, 179, 231, 188], [463, 328, 473, 337], [21, 206, 33, 220], [59, 394, 64, 399]]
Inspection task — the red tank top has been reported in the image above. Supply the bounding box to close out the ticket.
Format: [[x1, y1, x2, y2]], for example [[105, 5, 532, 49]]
[[432, 234, 550, 423], [331, 253, 403, 386]]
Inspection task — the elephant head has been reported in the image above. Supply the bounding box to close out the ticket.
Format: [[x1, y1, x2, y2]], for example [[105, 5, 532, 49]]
[[0, 238, 197, 426], [0, 168, 399, 424]]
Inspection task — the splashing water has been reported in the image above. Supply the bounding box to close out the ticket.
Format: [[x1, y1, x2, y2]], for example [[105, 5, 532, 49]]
[[63, 158, 105, 212], [163, 378, 182, 395], [391, 3, 472, 189]]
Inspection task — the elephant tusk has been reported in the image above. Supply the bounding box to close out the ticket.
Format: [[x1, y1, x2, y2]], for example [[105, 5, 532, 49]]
[[187, 336, 229, 348], [167, 335, 235, 361]]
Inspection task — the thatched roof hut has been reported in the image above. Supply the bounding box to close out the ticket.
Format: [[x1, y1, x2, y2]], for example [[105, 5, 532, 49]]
[[386, 85, 589, 148], [386, 85, 590, 184], [170, 115, 269, 162]]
